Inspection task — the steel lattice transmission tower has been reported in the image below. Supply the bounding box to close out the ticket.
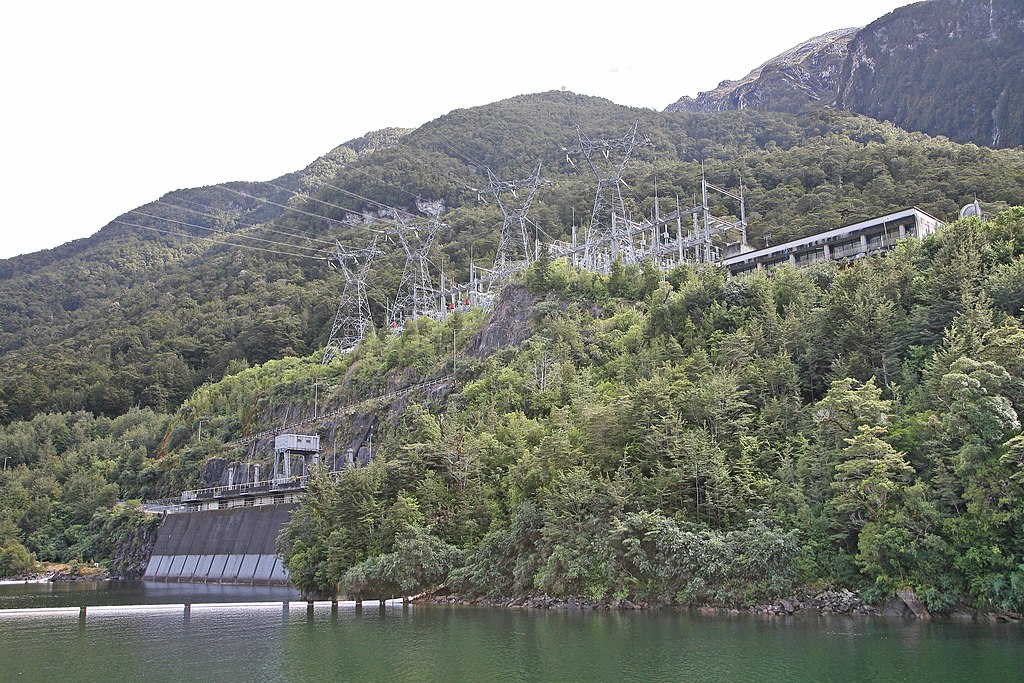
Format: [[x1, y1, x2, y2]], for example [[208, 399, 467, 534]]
[[487, 163, 549, 276], [322, 236, 380, 365], [389, 214, 443, 328], [574, 120, 648, 271]]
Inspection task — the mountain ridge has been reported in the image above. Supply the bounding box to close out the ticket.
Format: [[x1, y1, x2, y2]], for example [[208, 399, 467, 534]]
[[1, 91, 1022, 426], [666, 28, 858, 114], [665, 0, 1024, 149]]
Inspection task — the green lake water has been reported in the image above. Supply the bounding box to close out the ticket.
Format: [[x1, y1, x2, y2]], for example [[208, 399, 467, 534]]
[[0, 582, 1021, 682]]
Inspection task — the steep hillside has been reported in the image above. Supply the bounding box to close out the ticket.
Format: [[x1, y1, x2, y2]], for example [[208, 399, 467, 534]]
[[1, 91, 1023, 426], [838, 0, 1024, 148], [276, 211, 1024, 611], [666, 28, 857, 114], [665, 0, 1024, 149], [0, 129, 409, 422], [5, 208, 1024, 609], [1, 112, 1022, 609]]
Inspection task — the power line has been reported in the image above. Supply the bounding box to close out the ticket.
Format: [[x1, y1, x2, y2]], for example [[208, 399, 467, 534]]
[[451, 120, 518, 165], [415, 128, 489, 171], [490, 117, 536, 156], [111, 219, 328, 261], [214, 184, 357, 234], [398, 131, 486, 188], [346, 165, 428, 204], [263, 180, 410, 227], [128, 209, 333, 256], [154, 198, 339, 248]]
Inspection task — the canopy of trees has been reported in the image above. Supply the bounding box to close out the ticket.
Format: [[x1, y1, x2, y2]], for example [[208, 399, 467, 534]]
[[1, 94, 1022, 608], [273, 210, 1024, 611]]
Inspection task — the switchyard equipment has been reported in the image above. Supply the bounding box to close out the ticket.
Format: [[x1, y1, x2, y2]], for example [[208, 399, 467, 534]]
[[391, 213, 443, 329], [488, 163, 549, 278], [546, 121, 751, 273], [572, 120, 649, 271]]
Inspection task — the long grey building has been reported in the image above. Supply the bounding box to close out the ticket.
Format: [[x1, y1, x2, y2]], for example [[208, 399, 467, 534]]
[[721, 207, 943, 276]]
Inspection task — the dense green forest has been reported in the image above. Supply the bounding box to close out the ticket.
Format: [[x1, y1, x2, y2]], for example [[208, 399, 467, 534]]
[[9, 208, 1018, 610], [1, 92, 1023, 610], [267, 209, 1024, 611], [1, 93, 1022, 426]]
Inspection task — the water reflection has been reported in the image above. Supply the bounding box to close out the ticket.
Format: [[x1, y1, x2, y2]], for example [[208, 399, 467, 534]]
[[0, 580, 300, 609], [1, 593, 1022, 682]]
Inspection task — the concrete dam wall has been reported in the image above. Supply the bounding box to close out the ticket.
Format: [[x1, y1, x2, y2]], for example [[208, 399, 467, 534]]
[[143, 504, 295, 585]]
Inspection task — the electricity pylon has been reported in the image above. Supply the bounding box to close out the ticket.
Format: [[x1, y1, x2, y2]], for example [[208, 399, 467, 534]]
[[322, 236, 380, 364], [573, 120, 648, 271], [389, 215, 443, 328], [487, 163, 548, 278]]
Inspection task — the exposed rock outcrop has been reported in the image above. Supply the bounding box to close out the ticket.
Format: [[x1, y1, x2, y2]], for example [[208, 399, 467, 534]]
[[666, 28, 857, 114], [666, 0, 1024, 149], [465, 285, 538, 358], [108, 514, 163, 579]]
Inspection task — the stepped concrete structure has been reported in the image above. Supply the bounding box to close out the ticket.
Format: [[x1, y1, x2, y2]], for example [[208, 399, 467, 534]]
[[143, 504, 295, 585]]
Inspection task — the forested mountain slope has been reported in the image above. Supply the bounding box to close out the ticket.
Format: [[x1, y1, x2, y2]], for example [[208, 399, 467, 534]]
[[267, 210, 1024, 613], [2, 92, 1022, 426], [666, 0, 1024, 149], [0, 128, 409, 422], [838, 0, 1024, 148], [0, 85, 1021, 608], [8, 207, 1021, 611]]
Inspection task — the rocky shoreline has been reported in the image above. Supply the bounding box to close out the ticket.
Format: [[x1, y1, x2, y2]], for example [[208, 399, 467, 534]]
[[417, 588, 1022, 622], [0, 570, 111, 584]]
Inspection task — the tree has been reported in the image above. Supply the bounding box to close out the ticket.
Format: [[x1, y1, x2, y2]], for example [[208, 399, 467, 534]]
[[0, 540, 35, 576], [535, 467, 618, 598], [276, 467, 339, 600], [829, 426, 914, 531], [938, 357, 1020, 448], [341, 528, 462, 600]]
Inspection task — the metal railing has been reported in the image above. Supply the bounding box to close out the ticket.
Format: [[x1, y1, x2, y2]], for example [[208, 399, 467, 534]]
[[173, 465, 361, 504], [179, 475, 308, 502]]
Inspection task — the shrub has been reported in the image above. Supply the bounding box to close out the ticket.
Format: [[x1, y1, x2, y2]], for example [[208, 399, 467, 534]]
[[0, 540, 36, 576]]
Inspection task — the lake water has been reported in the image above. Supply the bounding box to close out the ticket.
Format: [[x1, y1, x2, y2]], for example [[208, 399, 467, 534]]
[[1, 582, 1021, 682]]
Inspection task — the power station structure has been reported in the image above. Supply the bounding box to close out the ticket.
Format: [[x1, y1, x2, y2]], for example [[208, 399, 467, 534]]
[[721, 207, 942, 276], [142, 119, 956, 589], [316, 120, 944, 363], [273, 433, 321, 481]]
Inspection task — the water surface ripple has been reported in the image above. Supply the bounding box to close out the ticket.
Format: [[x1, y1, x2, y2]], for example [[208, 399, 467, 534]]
[[1, 584, 1021, 682]]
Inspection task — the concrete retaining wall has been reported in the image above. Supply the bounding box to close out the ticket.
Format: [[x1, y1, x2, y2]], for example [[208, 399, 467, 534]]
[[143, 504, 296, 585]]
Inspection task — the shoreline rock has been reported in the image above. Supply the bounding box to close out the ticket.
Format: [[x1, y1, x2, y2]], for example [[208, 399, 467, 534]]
[[0, 573, 51, 584], [413, 588, 1019, 622], [47, 570, 111, 583]]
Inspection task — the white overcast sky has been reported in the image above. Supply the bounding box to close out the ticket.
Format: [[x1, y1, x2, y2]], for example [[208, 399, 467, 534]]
[[0, 0, 904, 259]]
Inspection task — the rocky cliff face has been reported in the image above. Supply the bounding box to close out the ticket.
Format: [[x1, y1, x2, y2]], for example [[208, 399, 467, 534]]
[[665, 0, 1024, 149], [108, 514, 162, 579], [837, 0, 1024, 148], [666, 28, 857, 114]]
